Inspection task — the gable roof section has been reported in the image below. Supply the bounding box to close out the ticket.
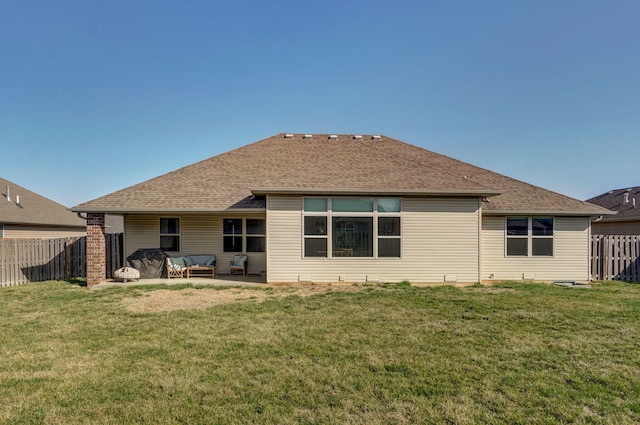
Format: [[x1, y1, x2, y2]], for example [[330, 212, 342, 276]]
[[72, 134, 611, 216], [1, 177, 86, 228], [587, 186, 640, 222]]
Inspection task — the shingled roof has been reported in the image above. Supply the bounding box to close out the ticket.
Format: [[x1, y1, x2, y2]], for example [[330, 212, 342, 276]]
[[72, 133, 611, 216], [1, 177, 86, 228], [587, 186, 640, 222]]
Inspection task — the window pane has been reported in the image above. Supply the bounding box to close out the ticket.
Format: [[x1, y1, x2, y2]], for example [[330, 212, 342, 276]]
[[506, 218, 528, 236], [247, 236, 265, 252], [303, 198, 327, 212], [305, 238, 327, 257], [532, 218, 553, 236], [246, 219, 265, 235], [160, 235, 179, 252], [223, 219, 243, 235], [160, 218, 179, 234], [333, 217, 373, 257], [378, 217, 400, 236], [223, 236, 243, 252], [378, 198, 401, 212], [332, 198, 374, 212], [304, 216, 327, 235], [379, 238, 401, 257], [532, 238, 553, 256], [506, 238, 527, 256]]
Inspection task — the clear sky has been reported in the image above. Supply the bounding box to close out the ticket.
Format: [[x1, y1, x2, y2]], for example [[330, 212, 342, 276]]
[[1, 0, 638, 207]]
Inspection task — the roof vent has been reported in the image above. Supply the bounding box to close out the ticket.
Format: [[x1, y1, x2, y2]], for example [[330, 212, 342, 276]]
[[353, 135, 363, 139], [328, 135, 338, 139], [5, 185, 10, 202], [303, 134, 313, 139], [284, 133, 294, 138], [623, 192, 630, 205], [372, 135, 381, 139]]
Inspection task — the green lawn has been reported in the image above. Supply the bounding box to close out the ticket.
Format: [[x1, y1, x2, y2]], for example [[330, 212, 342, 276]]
[[1, 280, 639, 424]]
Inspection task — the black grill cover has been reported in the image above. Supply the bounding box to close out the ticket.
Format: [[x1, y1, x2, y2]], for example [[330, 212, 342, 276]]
[[126, 249, 169, 279]]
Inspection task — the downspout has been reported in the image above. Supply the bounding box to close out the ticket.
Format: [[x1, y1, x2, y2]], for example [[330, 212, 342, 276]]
[[588, 216, 599, 281], [478, 197, 483, 284]]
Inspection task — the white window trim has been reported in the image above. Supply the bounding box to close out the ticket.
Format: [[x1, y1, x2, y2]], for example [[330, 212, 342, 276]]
[[302, 197, 402, 259], [223, 218, 266, 253], [159, 217, 181, 252], [505, 217, 554, 257]]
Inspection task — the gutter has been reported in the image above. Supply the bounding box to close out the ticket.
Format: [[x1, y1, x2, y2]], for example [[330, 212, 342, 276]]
[[71, 207, 268, 214], [250, 187, 503, 197], [482, 210, 616, 217]]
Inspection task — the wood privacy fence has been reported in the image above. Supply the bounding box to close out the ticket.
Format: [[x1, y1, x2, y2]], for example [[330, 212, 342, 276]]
[[591, 235, 640, 282], [0, 234, 123, 287]]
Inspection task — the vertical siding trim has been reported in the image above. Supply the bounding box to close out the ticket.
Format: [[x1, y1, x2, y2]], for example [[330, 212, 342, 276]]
[[477, 198, 483, 283]]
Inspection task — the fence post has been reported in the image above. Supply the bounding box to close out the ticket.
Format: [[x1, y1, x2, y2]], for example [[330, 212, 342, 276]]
[[65, 239, 73, 279]]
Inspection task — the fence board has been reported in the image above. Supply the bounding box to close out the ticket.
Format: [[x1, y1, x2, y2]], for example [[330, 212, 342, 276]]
[[0, 234, 123, 287]]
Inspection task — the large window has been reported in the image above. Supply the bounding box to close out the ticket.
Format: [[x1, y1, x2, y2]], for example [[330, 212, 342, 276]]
[[506, 217, 554, 256], [160, 218, 180, 252], [303, 197, 401, 258], [224, 218, 265, 253], [246, 218, 266, 252]]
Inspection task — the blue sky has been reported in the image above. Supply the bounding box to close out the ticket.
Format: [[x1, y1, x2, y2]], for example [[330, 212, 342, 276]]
[[1, 0, 638, 207]]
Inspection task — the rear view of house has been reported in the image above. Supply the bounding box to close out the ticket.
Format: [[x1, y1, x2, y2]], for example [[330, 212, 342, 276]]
[[72, 134, 612, 286]]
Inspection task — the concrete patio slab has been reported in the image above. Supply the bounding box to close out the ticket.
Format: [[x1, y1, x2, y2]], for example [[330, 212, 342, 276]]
[[92, 274, 266, 289]]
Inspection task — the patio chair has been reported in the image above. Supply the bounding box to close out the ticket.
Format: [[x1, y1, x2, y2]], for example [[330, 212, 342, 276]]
[[229, 254, 248, 276], [166, 257, 187, 279]]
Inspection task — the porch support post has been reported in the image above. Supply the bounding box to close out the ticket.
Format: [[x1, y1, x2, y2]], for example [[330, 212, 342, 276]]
[[86, 213, 106, 286]]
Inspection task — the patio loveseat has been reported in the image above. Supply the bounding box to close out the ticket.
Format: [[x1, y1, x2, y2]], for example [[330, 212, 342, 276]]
[[166, 255, 216, 279]]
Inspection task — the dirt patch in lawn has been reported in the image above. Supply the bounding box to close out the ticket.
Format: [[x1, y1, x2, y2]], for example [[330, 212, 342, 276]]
[[122, 283, 375, 313]]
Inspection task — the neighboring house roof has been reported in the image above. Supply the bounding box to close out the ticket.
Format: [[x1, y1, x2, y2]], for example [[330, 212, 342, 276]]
[[586, 186, 640, 222], [72, 134, 612, 216], [1, 177, 86, 228]]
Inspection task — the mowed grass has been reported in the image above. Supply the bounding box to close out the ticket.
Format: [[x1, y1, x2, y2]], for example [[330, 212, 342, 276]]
[[1, 281, 639, 424]]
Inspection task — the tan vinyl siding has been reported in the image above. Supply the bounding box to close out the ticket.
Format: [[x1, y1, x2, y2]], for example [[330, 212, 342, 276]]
[[591, 221, 640, 235], [124, 213, 266, 275], [124, 215, 158, 257], [2, 225, 85, 239], [481, 216, 591, 281], [266, 195, 481, 283]]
